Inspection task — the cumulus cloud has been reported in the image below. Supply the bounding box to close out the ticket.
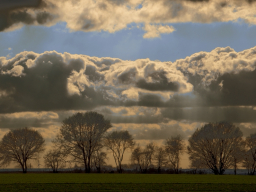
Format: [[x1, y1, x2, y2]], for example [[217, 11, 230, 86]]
[[1, 46, 256, 125], [1, 46, 256, 113], [0, 0, 57, 32], [175, 46, 256, 107], [0, 50, 192, 113], [1, 0, 256, 37]]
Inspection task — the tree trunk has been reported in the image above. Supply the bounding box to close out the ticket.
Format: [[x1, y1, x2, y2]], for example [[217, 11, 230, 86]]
[[118, 163, 122, 173], [23, 161, 27, 173], [97, 167, 101, 173], [157, 166, 161, 173], [86, 154, 91, 173], [22, 164, 27, 173], [212, 169, 219, 175], [234, 158, 237, 175], [22, 165, 25, 173], [82, 149, 88, 173], [85, 160, 91, 173], [86, 164, 91, 173]]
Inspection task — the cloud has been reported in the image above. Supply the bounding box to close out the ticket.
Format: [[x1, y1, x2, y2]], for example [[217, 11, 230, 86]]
[[175, 46, 256, 107], [143, 24, 175, 38], [0, 51, 112, 113], [135, 71, 179, 91], [0, 45, 256, 125], [0, 0, 57, 32], [161, 106, 256, 123], [0, 111, 59, 129], [1, 0, 256, 37], [0, 0, 43, 10], [111, 120, 202, 140], [95, 106, 167, 124], [0, 50, 192, 113]]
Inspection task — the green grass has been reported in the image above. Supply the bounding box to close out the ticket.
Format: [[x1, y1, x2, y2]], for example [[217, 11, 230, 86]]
[[1, 183, 256, 192], [0, 174, 256, 191], [0, 173, 255, 184]]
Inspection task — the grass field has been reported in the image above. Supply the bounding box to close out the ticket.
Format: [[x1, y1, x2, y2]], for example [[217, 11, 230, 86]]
[[0, 174, 256, 191]]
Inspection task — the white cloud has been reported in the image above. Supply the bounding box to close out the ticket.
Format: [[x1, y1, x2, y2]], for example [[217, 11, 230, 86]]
[[175, 46, 256, 86], [2, 0, 256, 38], [143, 23, 175, 38]]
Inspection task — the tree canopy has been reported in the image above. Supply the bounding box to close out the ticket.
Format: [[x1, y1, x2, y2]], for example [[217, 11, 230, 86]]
[[0, 127, 45, 173], [55, 111, 112, 173], [187, 122, 243, 175], [104, 130, 135, 173]]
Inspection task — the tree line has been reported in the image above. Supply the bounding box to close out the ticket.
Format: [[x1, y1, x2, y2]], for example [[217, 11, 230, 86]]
[[0, 112, 256, 175]]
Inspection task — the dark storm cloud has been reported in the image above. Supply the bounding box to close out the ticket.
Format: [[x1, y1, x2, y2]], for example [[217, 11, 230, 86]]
[[94, 106, 167, 124], [0, 111, 59, 129], [124, 94, 166, 107], [106, 113, 166, 124], [0, 52, 112, 113], [1, 46, 256, 120], [138, 66, 256, 109], [0, 116, 42, 129], [0, 51, 190, 113], [204, 69, 256, 106], [138, 94, 166, 107], [161, 107, 256, 123], [84, 65, 104, 82], [180, 66, 256, 108], [247, 0, 256, 3], [136, 71, 179, 91], [117, 67, 138, 84], [0, 0, 55, 31], [0, 0, 43, 10]]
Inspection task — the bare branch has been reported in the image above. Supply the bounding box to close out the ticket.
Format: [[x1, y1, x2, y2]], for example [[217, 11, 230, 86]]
[[104, 130, 135, 173], [0, 127, 45, 173], [54, 111, 111, 173], [187, 122, 243, 175]]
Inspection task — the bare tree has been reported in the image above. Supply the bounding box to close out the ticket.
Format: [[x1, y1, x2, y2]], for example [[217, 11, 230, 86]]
[[131, 142, 155, 173], [104, 130, 135, 173], [165, 135, 185, 173], [154, 146, 166, 173], [243, 151, 256, 175], [92, 149, 108, 173], [130, 145, 142, 172], [243, 133, 256, 175], [44, 148, 66, 173], [231, 140, 245, 175], [189, 157, 205, 174], [55, 112, 111, 173], [0, 127, 45, 173], [187, 122, 243, 175]]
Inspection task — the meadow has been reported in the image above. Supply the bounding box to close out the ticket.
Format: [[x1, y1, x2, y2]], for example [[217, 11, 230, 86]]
[[0, 174, 256, 191]]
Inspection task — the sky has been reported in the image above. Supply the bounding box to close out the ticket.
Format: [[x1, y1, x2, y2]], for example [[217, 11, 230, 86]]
[[1, 0, 256, 168]]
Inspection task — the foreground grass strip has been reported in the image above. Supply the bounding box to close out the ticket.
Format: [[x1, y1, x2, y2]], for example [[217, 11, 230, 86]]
[[1, 183, 256, 192], [0, 174, 256, 184]]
